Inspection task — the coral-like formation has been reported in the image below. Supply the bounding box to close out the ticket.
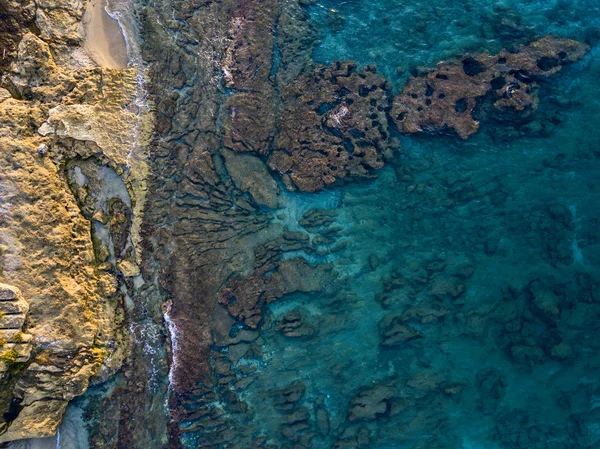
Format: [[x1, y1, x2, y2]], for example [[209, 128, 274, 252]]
[[392, 36, 589, 139], [270, 61, 393, 192]]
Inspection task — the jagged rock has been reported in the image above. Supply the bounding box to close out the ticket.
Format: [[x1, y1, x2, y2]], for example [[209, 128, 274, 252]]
[[0, 0, 149, 441], [0, 1, 36, 75], [392, 36, 589, 139], [0, 284, 32, 370], [270, 61, 393, 192]]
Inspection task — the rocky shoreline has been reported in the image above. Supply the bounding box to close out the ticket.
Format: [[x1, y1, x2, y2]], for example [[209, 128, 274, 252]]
[[0, 0, 595, 447]]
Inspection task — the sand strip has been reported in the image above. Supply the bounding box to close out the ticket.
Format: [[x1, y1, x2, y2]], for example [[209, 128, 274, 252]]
[[82, 0, 128, 69]]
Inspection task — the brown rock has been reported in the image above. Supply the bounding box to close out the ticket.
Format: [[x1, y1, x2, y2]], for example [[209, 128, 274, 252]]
[[275, 309, 316, 338], [219, 258, 336, 328], [392, 36, 589, 139], [348, 383, 397, 421], [270, 61, 392, 192], [379, 313, 422, 346], [222, 148, 281, 209]]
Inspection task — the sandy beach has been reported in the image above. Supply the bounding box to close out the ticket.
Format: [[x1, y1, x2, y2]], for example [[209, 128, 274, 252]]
[[82, 0, 128, 69]]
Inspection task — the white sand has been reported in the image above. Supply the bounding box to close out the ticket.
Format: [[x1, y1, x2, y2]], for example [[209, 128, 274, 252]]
[[82, 0, 128, 69]]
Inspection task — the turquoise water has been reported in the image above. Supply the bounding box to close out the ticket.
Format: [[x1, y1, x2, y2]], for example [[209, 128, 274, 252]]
[[33, 0, 600, 447], [194, 0, 600, 447], [308, 0, 600, 88]]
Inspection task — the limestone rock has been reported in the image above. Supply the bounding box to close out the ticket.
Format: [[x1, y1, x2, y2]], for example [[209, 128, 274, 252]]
[[0, 0, 150, 441], [0, 284, 33, 371], [222, 148, 281, 209]]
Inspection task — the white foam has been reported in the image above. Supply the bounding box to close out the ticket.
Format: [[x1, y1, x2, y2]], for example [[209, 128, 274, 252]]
[[163, 302, 180, 392]]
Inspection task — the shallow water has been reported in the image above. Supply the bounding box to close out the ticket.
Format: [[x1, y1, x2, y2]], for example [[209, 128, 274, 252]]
[[203, 0, 600, 447], [25, 0, 600, 447]]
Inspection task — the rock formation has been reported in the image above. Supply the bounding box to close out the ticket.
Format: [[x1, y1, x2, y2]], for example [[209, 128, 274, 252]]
[[269, 61, 394, 192], [392, 36, 589, 139], [0, 0, 151, 441], [0, 0, 593, 446]]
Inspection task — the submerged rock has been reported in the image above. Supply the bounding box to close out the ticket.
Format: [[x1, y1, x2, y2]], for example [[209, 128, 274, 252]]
[[348, 383, 397, 421]]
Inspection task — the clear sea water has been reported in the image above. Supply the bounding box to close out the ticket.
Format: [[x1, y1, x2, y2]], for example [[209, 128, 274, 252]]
[[17, 0, 600, 447], [231, 0, 600, 447]]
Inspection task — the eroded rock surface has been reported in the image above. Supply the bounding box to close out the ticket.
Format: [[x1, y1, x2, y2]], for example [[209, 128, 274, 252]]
[[1, 0, 593, 445], [0, 285, 33, 372], [270, 61, 393, 192], [0, 0, 151, 442], [392, 36, 589, 139]]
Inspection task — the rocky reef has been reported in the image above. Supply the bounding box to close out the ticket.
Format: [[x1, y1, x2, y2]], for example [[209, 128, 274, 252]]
[[392, 36, 589, 139], [269, 61, 393, 192]]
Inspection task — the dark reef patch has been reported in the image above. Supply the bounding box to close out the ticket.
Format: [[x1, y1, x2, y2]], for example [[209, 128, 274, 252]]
[[269, 61, 394, 192]]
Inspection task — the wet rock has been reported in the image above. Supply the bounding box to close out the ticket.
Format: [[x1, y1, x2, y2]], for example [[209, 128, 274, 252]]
[[270, 61, 393, 192], [476, 370, 506, 415], [368, 254, 380, 271], [428, 276, 465, 300], [348, 383, 397, 421], [315, 395, 330, 436], [220, 258, 335, 329], [510, 344, 545, 366], [222, 0, 278, 155], [275, 309, 316, 338], [281, 407, 312, 441], [392, 36, 589, 139], [529, 282, 562, 326], [272, 381, 306, 413], [298, 209, 338, 233], [222, 148, 281, 209]]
